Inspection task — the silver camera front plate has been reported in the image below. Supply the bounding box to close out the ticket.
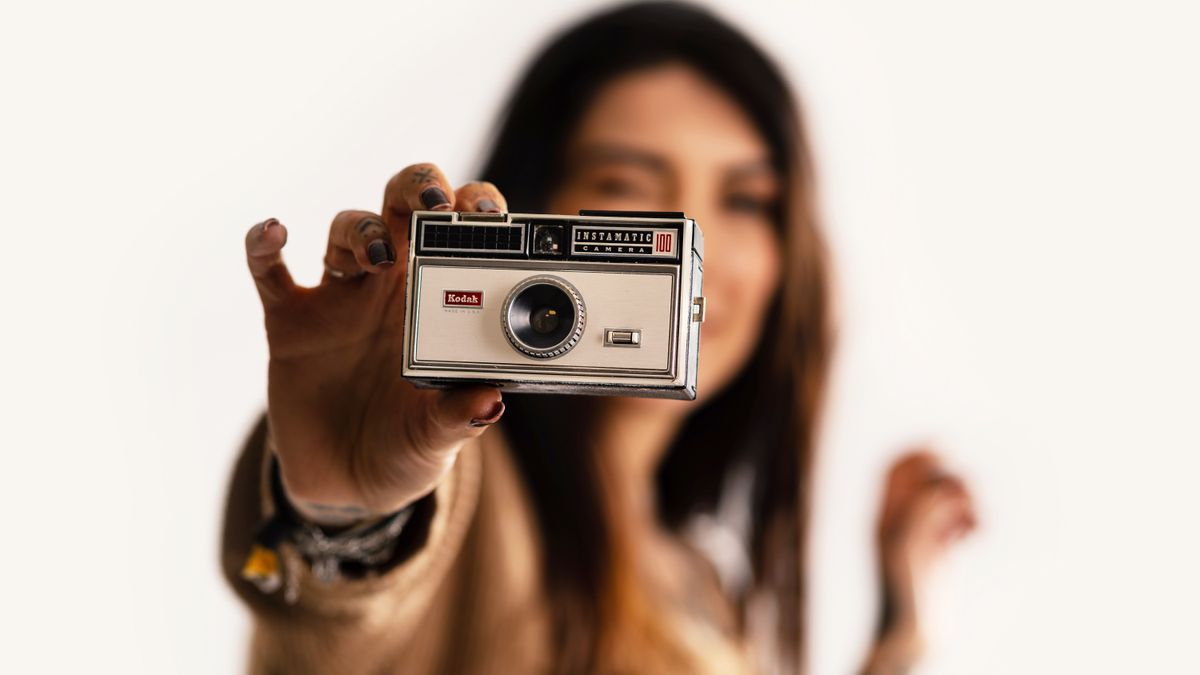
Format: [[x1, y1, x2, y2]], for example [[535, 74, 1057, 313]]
[[402, 210, 705, 399]]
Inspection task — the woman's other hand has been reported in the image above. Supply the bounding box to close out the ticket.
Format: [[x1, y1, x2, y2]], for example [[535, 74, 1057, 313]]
[[864, 449, 977, 673], [244, 163, 509, 524]]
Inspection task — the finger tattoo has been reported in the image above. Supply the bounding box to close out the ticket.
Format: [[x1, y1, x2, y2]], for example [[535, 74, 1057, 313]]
[[412, 167, 435, 184], [356, 217, 386, 236]]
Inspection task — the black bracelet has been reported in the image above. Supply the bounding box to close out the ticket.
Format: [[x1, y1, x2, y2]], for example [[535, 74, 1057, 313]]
[[241, 451, 437, 601]]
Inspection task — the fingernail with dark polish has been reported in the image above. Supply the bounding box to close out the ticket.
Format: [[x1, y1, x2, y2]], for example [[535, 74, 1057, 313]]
[[469, 401, 505, 427], [476, 198, 500, 213], [260, 217, 279, 231], [367, 239, 395, 266], [420, 186, 451, 210]]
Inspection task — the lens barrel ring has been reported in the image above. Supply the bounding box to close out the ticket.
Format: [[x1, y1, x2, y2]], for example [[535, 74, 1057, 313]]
[[501, 275, 587, 359]]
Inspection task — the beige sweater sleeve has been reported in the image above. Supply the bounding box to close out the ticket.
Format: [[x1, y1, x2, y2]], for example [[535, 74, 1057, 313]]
[[220, 411, 483, 674]]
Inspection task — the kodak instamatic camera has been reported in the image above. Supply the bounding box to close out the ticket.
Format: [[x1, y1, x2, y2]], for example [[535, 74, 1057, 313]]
[[401, 209, 706, 399]]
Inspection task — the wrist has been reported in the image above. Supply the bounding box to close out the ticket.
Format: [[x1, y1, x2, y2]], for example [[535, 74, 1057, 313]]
[[279, 479, 386, 529], [278, 469, 420, 531], [867, 565, 924, 675], [267, 449, 418, 583], [866, 625, 924, 675], [242, 428, 436, 601], [265, 426, 406, 528]]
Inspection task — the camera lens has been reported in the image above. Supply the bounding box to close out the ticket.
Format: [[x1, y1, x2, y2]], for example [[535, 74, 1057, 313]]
[[529, 306, 561, 335], [510, 285, 574, 349], [502, 276, 586, 358]]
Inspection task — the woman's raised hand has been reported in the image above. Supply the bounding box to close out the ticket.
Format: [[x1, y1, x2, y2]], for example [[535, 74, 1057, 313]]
[[244, 163, 509, 524], [864, 449, 977, 673]]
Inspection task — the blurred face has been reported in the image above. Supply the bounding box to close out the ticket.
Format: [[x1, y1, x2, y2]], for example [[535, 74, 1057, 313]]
[[547, 62, 783, 405]]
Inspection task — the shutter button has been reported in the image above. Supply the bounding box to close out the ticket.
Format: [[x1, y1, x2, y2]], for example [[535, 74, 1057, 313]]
[[604, 329, 641, 347]]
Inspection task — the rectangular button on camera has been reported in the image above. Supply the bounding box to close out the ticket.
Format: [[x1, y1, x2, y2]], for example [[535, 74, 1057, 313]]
[[605, 329, 641, 347]]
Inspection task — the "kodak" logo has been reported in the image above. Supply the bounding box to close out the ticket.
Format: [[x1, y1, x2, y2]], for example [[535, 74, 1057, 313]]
[[443, 290, 483, 308]]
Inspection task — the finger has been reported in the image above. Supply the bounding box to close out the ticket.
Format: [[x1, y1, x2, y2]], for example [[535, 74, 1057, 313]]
[[245, 217, 297, 307], [322, 246, 359, 280], [382, 163, 456, 235], [454, 181, 508, 213], [911, 482, 974, 538], [951, 482, 979, 531], [948, 508, 977, 540], [419, 386, 505, 450], [912, 476, 966, 512], [881, 448, 943, 523], [324, 210, 397, 280], [934, 497, 977, 544], [888, 448, 941, 485], [880, 466, 966, 537]]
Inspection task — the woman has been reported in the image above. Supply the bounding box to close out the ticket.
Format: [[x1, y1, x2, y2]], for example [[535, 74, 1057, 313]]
[[224, 3, 976, 674]]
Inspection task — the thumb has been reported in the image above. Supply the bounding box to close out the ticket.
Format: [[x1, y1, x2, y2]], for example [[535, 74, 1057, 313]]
[[419, 386, 506, 451]]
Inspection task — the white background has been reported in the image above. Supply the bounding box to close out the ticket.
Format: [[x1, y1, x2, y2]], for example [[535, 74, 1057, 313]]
[[2, 1, 1197, 673]]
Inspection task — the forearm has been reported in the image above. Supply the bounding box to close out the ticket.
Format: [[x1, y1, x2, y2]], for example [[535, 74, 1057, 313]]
[[220, 411, 481, 631], [859, 563, 923, 675]]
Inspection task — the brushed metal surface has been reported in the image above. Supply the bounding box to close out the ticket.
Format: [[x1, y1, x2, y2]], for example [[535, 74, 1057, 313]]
[[412, 264, 674, 372]]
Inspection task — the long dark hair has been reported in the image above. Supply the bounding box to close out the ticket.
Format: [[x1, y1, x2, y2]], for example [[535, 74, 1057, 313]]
[[476, 3, 832, 673]]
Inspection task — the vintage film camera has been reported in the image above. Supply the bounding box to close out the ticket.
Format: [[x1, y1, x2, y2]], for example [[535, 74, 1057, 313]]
[[401, 209, 706, 399]]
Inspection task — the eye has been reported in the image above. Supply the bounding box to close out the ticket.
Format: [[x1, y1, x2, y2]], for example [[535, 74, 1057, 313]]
[[725, 193, 774, 215]]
